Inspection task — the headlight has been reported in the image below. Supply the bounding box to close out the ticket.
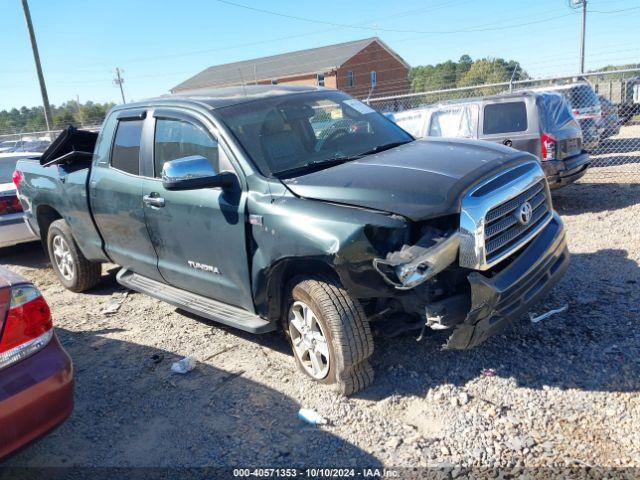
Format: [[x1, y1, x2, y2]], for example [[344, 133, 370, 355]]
[[373, 233, 460, 290]]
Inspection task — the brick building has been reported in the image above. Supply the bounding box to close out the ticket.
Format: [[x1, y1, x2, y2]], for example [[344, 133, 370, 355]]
[[171, 37, 410, 99]]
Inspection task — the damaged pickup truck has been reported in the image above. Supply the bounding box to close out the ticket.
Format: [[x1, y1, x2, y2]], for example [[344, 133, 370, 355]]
[[14, 86, 569, 394]]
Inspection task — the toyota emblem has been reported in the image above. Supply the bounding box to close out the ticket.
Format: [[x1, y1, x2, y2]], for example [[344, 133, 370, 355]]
[[516, 201, 533, 225]]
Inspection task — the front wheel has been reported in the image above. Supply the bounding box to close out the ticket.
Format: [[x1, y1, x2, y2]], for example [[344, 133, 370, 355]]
[[285, 276, 374, 395], [47, 219, 101, 292]]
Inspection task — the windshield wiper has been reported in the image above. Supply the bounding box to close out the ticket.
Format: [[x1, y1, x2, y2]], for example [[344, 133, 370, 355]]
[[273, 141, 411, 178], [355, 141, 411, 157], [273, 156, 358, 178]]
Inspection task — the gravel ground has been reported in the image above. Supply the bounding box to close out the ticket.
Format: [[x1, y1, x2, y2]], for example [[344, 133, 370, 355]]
[[1, 174, 639, 472]]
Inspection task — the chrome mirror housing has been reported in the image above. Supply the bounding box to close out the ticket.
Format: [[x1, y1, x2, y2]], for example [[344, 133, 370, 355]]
[[161, 155, 233, 190]]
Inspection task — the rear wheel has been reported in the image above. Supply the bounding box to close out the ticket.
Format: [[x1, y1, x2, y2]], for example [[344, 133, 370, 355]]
[[284, 275, 374, 395], [47, 219, 101, 292]]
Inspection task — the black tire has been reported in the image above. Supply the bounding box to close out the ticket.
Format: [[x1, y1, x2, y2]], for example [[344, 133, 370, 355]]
[[284, 275, 374, 395], [47, 219, 101, 292]]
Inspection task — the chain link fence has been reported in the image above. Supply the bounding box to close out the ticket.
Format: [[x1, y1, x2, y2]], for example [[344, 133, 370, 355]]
[[2, 69, 639, 184], [367, 68, 640, 183]]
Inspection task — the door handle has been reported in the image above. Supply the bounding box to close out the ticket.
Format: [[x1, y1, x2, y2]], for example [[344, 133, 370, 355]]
[[143, 194, 165, 208]]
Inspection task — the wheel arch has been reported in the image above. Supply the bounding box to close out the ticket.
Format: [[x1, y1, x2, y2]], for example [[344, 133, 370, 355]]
[[257, 256, 341, 324], [36, 204, 63, 248]]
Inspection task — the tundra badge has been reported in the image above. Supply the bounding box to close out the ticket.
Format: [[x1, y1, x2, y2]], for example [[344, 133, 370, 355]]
[[187, 261, 221, 274]]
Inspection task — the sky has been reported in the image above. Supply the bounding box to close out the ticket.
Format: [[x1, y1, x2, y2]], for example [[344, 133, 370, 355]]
[[1, 0, 639, 111]]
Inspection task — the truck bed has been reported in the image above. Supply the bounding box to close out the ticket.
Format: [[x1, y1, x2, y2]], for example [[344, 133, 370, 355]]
[[15, 128, 108, 263]]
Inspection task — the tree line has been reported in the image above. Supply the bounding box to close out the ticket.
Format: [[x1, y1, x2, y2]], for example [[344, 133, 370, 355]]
[[409, 54, 528, 93], [0, 100, 115, 134]]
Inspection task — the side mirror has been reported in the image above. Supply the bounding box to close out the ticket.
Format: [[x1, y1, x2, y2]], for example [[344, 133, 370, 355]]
[[161, 155, 235, 191]]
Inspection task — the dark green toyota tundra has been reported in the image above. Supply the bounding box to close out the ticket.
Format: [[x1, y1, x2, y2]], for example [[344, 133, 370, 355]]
[[14, 85, 569, 394]]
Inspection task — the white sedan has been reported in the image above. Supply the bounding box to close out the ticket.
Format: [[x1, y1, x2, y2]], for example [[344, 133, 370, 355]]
[[0, 152, 40, 248]]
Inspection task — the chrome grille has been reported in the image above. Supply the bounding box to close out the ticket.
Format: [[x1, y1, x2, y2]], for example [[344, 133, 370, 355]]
[[459, 161, 553, 271], [484, 180, 552, 263]]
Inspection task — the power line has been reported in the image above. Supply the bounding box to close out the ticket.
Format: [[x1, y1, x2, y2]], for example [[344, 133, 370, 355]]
[[213, 0, 580, 35]]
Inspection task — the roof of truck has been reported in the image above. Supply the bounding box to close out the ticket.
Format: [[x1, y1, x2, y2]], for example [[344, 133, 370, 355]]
[[120, 85, 324, 111]]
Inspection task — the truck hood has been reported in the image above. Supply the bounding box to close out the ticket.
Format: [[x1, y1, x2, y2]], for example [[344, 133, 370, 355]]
[[282, 138, 531, 221]]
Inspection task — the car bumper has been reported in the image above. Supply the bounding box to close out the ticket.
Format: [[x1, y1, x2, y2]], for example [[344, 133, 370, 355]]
[[445, 213, 569, 350], [542, 152, 590, 190], [0, 214, 39, 249], [0, 334, 74, 459]]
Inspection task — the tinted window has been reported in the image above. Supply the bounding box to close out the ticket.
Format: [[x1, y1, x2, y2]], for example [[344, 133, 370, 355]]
[[111, 120, 143, 175], [429, 105, 478, 138], [154, 119, 219, 178], [217, 91, 412, 177], [483, 102, 527, 134]]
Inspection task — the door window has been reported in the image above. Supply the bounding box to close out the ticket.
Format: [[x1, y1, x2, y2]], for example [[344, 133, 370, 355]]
[[483, 101, 528, 135], [154, 119, 219, 178], [428, 105, 478, 138], [111, 120, 143, 175]]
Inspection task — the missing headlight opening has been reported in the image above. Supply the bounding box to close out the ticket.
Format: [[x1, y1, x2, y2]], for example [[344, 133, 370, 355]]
[[373, 231, 460, 290]]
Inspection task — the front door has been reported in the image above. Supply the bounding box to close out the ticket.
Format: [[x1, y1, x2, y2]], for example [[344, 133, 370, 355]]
[[141, 111, 253, 311], [90, 111, 161, 280]]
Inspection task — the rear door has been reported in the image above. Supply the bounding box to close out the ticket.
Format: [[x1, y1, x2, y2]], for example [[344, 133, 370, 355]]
[[480, 98, 539, 155], [89, 109, 161, 280], [140, 108, 253, 311]]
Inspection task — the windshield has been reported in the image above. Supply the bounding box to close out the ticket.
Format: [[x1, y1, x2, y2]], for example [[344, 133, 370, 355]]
[[216, 91, 413, 177], [0, 158, 19, 184]]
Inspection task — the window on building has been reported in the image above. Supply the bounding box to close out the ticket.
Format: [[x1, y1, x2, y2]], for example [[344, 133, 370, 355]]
[[111, 119, 143, 175], [347, 71, 354, 88], [317, 73, 325, 87], [154, 119, 219, 178], [271, 79, 278, 85], [370, 71, 377, 87]]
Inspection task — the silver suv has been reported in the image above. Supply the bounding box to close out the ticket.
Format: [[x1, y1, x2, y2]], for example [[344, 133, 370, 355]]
[[390, 91, 590, 189]]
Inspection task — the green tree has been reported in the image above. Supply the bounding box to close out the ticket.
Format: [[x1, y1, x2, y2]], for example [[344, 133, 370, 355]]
[[0, 100, 115, 135], [409, 55, 528, 94]]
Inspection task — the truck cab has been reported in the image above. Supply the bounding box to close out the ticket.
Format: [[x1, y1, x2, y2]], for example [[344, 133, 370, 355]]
[[15, 86, 570, 394]]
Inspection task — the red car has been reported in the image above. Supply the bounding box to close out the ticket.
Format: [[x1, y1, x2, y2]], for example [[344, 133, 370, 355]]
[[0, 266, 73, 459]]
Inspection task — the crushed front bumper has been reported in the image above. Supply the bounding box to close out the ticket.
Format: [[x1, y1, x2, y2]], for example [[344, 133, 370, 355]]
[[542, 152, 590, 190], [445, 213, 569, 350]]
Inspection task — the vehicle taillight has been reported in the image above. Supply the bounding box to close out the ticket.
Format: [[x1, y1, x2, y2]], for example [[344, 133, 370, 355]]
[[0, 285, 53, 370], [0, 195, 23, 215], [540, 133, 557, 161], [12, 170, 21, 189]]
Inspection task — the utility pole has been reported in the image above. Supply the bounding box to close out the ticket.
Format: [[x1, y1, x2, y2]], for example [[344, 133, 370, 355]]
[[21, 0, 52, 134], [574, 0, 588, 74], [113, 67, 126, 104]]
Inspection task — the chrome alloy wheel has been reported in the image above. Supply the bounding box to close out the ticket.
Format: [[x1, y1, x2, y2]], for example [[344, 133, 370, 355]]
[[288, 301, 330, 379], [52, 235, 75, 281]]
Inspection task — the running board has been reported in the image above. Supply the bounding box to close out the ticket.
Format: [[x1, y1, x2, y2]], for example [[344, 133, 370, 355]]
[[116, 269, 275, 334]]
